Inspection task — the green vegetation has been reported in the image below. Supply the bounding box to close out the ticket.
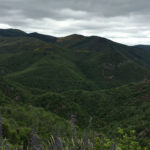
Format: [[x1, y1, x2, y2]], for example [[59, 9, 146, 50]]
[[0, 29, 150, 149]]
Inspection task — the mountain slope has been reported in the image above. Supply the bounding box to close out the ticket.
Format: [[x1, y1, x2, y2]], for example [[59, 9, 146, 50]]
[[0, 30, 150, 91], [0, 29, 150, 146]]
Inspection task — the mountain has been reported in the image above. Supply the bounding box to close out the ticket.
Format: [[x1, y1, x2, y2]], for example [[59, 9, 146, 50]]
[[0, 29, 27, 37], [0, 29, 150, 92], [0, 28, 150, 146], [29, 32, 57, 43], [135, 45, 150, 50]]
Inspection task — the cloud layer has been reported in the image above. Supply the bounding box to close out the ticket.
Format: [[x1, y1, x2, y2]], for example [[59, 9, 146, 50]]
[[0, 0, 150, 45]]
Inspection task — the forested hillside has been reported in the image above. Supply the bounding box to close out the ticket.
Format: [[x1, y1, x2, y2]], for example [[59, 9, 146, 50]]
[[0, 29, 150, 149]]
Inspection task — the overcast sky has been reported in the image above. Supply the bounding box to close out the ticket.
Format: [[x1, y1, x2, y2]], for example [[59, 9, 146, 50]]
[[0, 0, 150, 45]]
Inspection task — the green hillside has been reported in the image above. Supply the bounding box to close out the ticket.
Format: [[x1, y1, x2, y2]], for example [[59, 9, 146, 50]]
[[0, 29, 150, 148], [0, 32, 150, 92]]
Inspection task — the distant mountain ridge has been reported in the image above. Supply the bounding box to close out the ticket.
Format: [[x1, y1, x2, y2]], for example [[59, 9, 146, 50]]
[[135, 45, 150, 50], [0, 29, 27, 37], [0, 28, 150, 91]]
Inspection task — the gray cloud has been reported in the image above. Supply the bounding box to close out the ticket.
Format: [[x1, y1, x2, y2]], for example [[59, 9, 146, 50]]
[[0, 0, 150, 45]]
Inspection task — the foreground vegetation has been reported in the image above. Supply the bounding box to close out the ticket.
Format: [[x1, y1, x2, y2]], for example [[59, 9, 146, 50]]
[[0, 109, 149, 150]]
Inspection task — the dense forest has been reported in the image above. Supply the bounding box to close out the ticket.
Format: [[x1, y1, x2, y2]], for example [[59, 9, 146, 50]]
[[0, 29, 150, 149]]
